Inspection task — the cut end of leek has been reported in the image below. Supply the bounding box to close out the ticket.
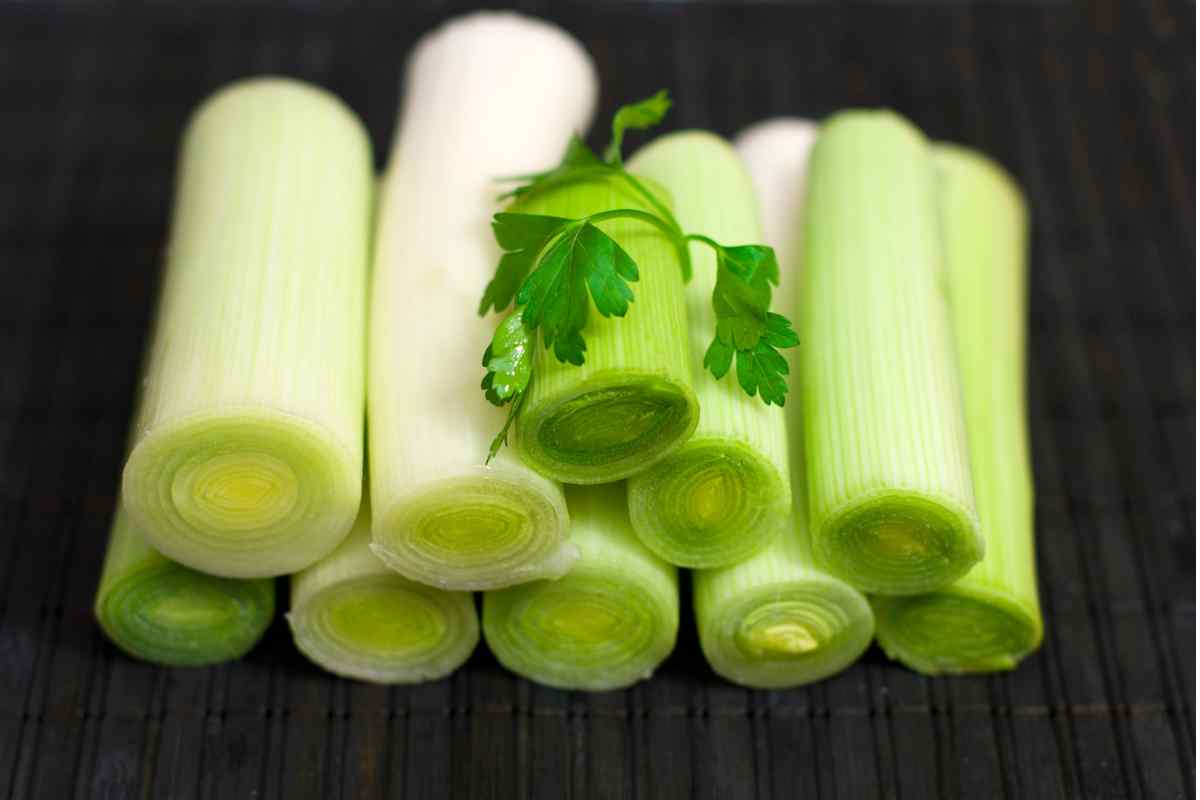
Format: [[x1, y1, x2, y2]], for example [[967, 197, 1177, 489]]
[[628, 439, 789, 567], [124, 409, 361, 578], [817, 493, 982, 595], [695, 565, 873, 690], [96, 562, 274, 667], [484, 570, 676, 691], [518, 372, 699, 485], [370, 467, 575, 590], [288, 574, 478, 684], [872, 588, 1042, 675]]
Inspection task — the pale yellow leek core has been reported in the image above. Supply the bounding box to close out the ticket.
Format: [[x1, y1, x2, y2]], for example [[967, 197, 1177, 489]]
[[121, 77, 371, 578], [483, 484, 678, 691], [872, 144, 1043, 674], [290, 498, 479, 684], [800, 111, 983, 595], [368, 12, 595, 589], [624, 131, 791, 568]]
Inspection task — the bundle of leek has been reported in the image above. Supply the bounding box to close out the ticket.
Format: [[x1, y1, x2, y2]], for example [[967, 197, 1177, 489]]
[[624, 131, 791, 568], [289, 496, 479, 683], [121, 78, 372, 578], [95, 506, 274, 666], [800, 111, 984, 595], [483, 484, 678, 690], [872, 145, 1043, 674], [368, 12, 595, 589]]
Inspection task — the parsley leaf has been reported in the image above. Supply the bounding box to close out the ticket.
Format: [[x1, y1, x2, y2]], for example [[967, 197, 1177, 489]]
[[479, 213, 574, 315], [603, 90, 672, 165], [702, 242, 798, 405], [517, 220, 639, 366], [481, 309, 534, 405]]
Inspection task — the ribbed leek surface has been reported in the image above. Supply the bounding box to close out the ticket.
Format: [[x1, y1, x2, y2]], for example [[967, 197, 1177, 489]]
[[873, 145, 1042, 673], [624, 132, 791, 568], [369, 13, 595, 589], [512, 177, 699, 484], [290, 498, 479, 683], [95, 505, 274, 666], [122, 78, 371, 578], [685, 119, 874, 689], [801, 111, 983, 595], [483, 484, 678, 690]]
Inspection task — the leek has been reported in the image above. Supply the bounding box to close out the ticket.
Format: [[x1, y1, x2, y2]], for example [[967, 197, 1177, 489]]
[[624, 131, 791, 567], [801, 111, 983, 595], [684, 119, 874, 689], [121, 78, 371, 578], [94, 505, 274, 666], [482, 484, 678, 690], [872, 144, 1042, 673], [511, 178, 699, 485], [368, 12, 595, 589], [289, 497, 479, 683]]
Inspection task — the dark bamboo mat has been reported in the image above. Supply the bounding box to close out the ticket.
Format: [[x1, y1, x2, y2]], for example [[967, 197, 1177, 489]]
[[0, 1, 1193, 798]]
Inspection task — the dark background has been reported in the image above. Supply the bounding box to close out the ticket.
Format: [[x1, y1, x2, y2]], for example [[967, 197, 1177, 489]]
[[0, 1, 1194, 798]]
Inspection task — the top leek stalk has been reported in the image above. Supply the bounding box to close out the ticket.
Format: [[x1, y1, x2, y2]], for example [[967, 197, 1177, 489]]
[[872, 145, 1042, 673], [512, 177, 699, 484], [800, 111, 983, 595], [368, 13, 595, 589], [625, 131, 791, 567], [122, 78, 372, 578]]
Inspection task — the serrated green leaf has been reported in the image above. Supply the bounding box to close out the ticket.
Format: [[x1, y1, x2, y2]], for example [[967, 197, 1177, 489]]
[[763, 311, 800, 348], [480, 214, 574, 315], [703, 337, 734, 379], [515, 221, 640, 367], [734, 341, 791, 406], [603, 90, 672, 165]]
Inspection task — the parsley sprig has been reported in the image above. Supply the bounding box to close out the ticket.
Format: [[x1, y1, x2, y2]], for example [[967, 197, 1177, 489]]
[[478, 91, 799, 461]]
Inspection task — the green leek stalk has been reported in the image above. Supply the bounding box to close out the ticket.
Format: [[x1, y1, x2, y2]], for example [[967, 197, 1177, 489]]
[[483, 484, 678, 690], [368, 12, 595, 589], [95, 506, 275, 666], [289, 497, 479, 683], [801, 111, 983, 595], [683, 119, 874, 689], [512, 178, 699, 484], [872, 145, 1042, 673], [121, 78, 372, 578], [623, 132, 791, 567]]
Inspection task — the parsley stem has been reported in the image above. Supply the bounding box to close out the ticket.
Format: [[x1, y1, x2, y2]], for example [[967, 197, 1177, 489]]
[[683, 232, 724, 253], [586, 207, 679, 238]]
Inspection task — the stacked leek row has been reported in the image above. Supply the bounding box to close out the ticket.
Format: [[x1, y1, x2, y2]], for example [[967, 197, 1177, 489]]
[[93, 9, 1042, 686]]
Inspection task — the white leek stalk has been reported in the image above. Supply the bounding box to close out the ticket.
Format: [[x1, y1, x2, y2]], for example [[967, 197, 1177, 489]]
[[483, 484, 678, 691], [369, 13, 596, 589], [800, 111, 983, 595], [872, 145, 1042, 673], [121, 78, 372, 578], [624, 131, 791, 568], [289, 497, 479, 683], [686, 120, 874, 689], [95, 505, 275, 666]]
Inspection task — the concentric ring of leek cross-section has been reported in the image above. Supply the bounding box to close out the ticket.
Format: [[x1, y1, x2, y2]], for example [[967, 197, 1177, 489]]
[[695, 574, 873, 689], [815, 492, 982, 596], [871, 587, 1042, 675], [123, 410, 361, 578], [484, 567, 677, 691], [289, 575, 478, 684], [370, 468, 574, 591], [96, 562, 275, 667], [628, 438, 790, 568]]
